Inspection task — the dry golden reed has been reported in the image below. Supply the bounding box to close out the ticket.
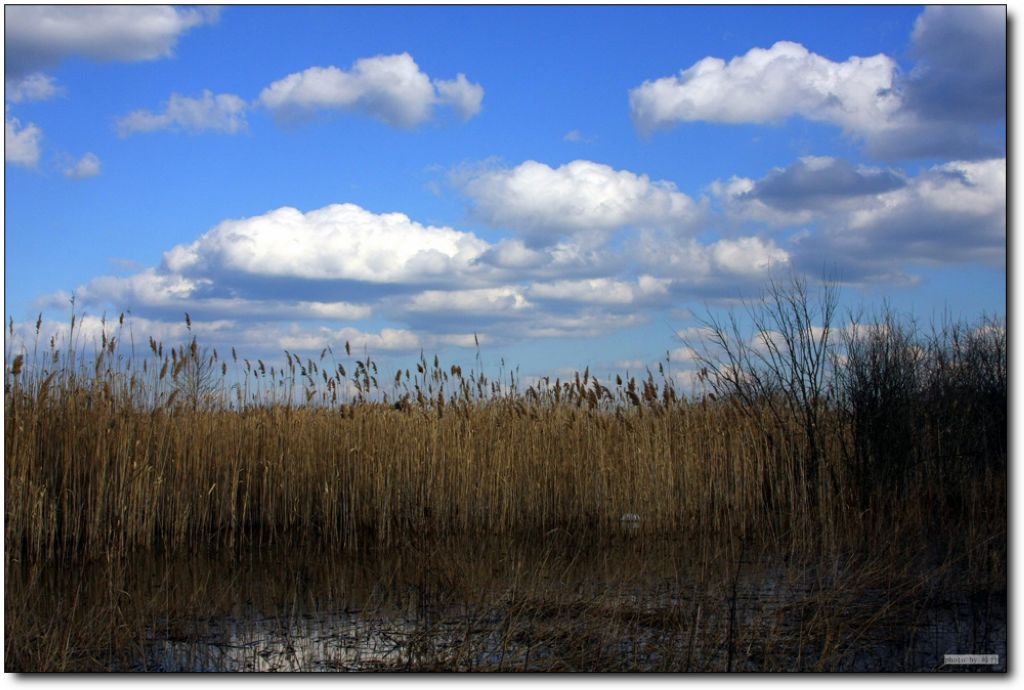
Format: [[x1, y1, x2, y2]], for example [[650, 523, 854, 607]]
[[3, 316, 1005, 569]]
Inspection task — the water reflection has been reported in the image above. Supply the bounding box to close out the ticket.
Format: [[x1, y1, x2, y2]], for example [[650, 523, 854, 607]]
[[8, 536, 1007, 672]]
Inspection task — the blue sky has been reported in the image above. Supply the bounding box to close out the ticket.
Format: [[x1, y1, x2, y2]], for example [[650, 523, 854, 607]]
[[3, 4, 1006, 385]]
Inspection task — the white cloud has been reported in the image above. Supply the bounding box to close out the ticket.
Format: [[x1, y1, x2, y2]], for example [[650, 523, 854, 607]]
[[709, 175, 817, 228], [459, 159, 704, 245], [191, 297, 373, 322], [5, 73, 60, 103], [673, 325, 717, 343], [634, 232, 790, 284], [709, 237, 791, 275], [297, 301, 373, 320], [435, 333, 484, 348], [4, 5, 219, 77], [845, 159, 1004, 234], [406, 287, 531, 314], [276, 324, 482, 355], [526, 276, 671, 305], [769, 158, 1006, 280], [838, 158, 1004, 261], [35, 193, 737, 360], [64, 152, 101, 179], [629, 41, 900, 136], [5, 110, 42, 167], [669, 368, 711, 396], [630, 8, 1005, 160], [479, 239, 549, 269], [709, 157, 1005, 277], [258, 53, 484, 128], [472, 238, 620, 285], [668, 347, 700, 363], [56, 268, 374, 324], [522, 311, 649, 340], [712, 156, 1005, 276], [434, 73, 484, 120], [30, 147, 999, 366], [71, 268, 210, 306], [162, 203, 490, 284], [280, 326, 421, 353], [116, 90, 248, 136], [863, 6, 1006, 160]]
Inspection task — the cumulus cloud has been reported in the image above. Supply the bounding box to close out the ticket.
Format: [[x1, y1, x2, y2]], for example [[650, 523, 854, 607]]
[[5, 109, 42, 167], [633, 232, 790, 286], [258, 53, 484, 128], [477, 239, 549, 270], [789, 158, 1006, 280], [4, 7, 218, 165], [63, 152, 101, 178], [710, 156, 909, 229], [470, 239, 621, 286], [5, 73, 61, 103], [904, 5, 1005, 124], [739, 156, 905, 210], [458, 159, 704, 246], [116, 90, 248, 136], [826, 158, 1004, 262], [862, 5, 1006, 159], [709, 175, 816, 228], [4, 5, 218, 77], [629, 40, 900, 136], [630, 6, 1005, 160], [709, 156, 1005, 280], [162, 203, 490, 285], [36, 150, 999, 366], [709, 237, 792, 275], [44, 192, 762, 357], [62, 269, 210, 308], [49, 203, 519, 351]]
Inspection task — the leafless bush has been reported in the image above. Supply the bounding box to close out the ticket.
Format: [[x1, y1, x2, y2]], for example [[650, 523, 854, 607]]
[[685, 274, 839, 505]]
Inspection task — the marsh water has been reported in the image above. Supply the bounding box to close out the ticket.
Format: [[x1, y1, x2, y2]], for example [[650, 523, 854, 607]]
[[7, 535, 1006, 672]]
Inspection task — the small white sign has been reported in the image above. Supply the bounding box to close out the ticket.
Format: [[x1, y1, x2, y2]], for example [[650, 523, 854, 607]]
[[944, 654, 999, 665]]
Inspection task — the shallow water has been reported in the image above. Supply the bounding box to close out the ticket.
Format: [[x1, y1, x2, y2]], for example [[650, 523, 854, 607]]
[[8, 537, 1007, 672]]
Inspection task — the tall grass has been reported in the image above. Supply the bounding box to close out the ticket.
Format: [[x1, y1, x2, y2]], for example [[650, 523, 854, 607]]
[[4, 285, 1006, 573]]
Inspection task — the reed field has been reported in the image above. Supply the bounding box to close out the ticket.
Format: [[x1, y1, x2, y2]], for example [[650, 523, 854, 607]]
[[4, 281, 1007, 671]]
